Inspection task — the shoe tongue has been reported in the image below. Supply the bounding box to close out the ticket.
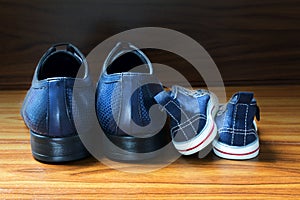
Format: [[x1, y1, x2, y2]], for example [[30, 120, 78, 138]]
[[231, 92, 254, 104]]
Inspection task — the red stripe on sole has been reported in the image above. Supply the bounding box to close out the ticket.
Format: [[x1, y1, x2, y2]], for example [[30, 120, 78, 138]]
[[214, 146, 259, 156], [178, 122, 215, 152]]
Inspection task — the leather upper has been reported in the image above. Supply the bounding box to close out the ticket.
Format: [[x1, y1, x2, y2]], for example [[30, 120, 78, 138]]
[[21, 43, 93, 137], [96, 42, 165, 138]]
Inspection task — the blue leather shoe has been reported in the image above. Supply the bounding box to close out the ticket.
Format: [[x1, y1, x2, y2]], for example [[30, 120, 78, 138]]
[[213, 92, 260, 160], [154, 85, 219, 155], [96, 42, 169, 161], [21, 43, 91, 163]]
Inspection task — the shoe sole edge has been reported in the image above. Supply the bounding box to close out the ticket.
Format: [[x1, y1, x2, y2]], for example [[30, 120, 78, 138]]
[[213, 140, 260, 160], [173, 92, 219, 155], [30, 130, 90, 163]]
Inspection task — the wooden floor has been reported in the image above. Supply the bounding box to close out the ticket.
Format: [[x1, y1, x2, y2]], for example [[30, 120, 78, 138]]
[[0, 85, 300, 199]]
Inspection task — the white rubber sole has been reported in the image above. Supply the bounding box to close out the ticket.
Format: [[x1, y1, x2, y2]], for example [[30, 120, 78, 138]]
[[174, 92, 219, 155], [213, 139, 259, 160]]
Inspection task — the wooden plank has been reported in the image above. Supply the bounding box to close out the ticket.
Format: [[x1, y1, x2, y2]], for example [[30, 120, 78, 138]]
[[0, 86, 300, 199]]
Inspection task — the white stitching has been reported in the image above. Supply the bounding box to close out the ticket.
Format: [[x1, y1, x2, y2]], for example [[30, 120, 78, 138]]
[[231, 102, 238, 145], [219, 129, 256, 134], [172, 114, 206, 130], [229, 102, 256, 106], [171, 114, 206, 135], [219, 127, 256, 132], [230, 103, 250, 146], [170, 97, 198, 136], [219, 132, 257, 136], [244, 104, 249, 146], [164, 100, 198, 136], [163, 101, 189, 140]]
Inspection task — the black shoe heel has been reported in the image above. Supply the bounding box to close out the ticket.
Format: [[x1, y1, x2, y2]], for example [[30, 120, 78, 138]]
[[104, 128, 171, 162], [30, 131, 90, 163]]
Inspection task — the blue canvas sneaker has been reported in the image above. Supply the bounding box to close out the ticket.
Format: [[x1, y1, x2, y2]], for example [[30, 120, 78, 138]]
[[21, 43, 91, 162], [154, 85, 219, 155], [213, 92, 260, 160], [96, 42, 169, 161]]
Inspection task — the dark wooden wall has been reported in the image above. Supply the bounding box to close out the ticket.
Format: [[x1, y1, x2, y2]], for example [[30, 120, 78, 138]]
[[1, 0, 300, 89]]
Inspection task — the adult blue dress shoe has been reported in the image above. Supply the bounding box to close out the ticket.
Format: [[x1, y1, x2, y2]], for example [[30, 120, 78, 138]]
[[96, 42, 169, 161], [154, 85, 219, 155], [21, 43, 91, 163], [213, 92, 260, 160]]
